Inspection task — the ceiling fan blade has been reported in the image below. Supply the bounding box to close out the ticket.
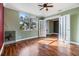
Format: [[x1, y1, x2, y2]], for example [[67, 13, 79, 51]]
[[47, 5, 53, 7], [40, 7, 44, 10], [38, 5, 43, 7]]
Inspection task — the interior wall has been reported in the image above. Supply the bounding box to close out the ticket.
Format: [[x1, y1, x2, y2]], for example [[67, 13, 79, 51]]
[[0, 4, 4, 49], [46, 21, 49, 34], [70, 14, 79, 43], [4, 8, 38, 41], [53, 21, 59, 33], [48, 21, 54, 34]]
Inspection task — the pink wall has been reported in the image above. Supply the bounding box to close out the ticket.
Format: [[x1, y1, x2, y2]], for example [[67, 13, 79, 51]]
[[0, 3, 4, 48]]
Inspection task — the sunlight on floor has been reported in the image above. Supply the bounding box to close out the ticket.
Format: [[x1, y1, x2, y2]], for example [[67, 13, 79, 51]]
[[58, 40, 71, 55], [17, 37, 71, 56], [19, 43, 39, 56]]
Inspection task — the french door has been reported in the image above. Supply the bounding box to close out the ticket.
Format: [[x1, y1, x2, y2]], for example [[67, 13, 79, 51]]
[[39, 20, 46, 37], [59, 14, 70, 43]]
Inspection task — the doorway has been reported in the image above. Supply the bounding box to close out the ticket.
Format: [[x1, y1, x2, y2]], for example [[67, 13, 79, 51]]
[[53, 21, 59, 33], [46, 18, 59, 37]]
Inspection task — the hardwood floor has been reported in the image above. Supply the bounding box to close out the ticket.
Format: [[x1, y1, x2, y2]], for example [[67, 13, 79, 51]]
[[1, 35, 79, 56]]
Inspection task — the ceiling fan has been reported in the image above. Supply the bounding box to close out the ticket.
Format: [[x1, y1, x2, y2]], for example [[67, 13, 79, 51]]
[[38, 3, 53, 11]]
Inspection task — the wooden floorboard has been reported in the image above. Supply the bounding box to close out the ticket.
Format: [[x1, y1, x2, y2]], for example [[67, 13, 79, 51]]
[[1, 35, 79, 56]]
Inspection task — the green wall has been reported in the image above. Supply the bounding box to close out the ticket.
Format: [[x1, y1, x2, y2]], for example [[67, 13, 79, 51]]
[[4, 8, 38, 40], [48, 21, 54, 34], [70, 14, 79, 43]]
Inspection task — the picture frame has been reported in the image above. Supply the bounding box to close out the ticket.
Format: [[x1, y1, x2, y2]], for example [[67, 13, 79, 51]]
[[19, 16, 37, 31]]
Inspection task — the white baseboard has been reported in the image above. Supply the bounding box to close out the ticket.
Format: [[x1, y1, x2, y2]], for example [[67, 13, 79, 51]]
[[70, 41, 79, 45], [47, 33, 58, 35], [4, 36, 38, 45], [0, 44, 4, 56]]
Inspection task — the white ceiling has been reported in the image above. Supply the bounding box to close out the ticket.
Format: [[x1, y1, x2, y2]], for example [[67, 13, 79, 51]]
[[4, 3, 79, 17]]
